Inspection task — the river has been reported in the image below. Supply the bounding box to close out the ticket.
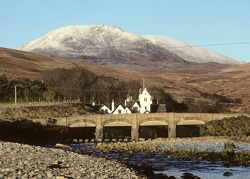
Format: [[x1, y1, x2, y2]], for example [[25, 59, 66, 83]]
[[43, 137, 250, 179]]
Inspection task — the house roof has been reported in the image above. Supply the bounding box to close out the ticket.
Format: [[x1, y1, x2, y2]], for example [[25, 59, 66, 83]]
[[92, 104, 102, 111], [111, 104, 124, 114], [92, 104, 106, 111], [124, 106, 132, 113], [126, 100, 141, 108], [157, 104, 166, 113]]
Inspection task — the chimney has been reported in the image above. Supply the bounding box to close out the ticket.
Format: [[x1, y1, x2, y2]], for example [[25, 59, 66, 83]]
[[111, 99, 115, 111], [92, 102, 95, 106], [139, 88, 142, 94], [125, 100, 127, 107]]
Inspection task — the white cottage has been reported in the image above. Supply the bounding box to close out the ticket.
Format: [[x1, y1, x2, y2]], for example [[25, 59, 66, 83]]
[[92, 103, 112, 114], [112, 104, 132, 114], [93, 87, 164, 114]]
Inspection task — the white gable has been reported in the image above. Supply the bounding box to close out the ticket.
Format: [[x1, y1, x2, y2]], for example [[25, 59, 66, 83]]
[[139, 88, 152, 113], [130, 101, 140, 113], [112, 105, 125, 114], [99, 105, 111, 114], [124, 107, 132, 114]]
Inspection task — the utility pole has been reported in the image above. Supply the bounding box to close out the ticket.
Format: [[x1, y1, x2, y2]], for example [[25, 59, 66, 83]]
[[15, 86, 17, 105]]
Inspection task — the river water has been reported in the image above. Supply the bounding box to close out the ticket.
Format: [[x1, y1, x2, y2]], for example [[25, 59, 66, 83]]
[[45, 141, 250, 179]]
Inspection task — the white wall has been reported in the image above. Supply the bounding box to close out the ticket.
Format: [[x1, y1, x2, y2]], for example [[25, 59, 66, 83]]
[[99, 105, 112, 114], [112, 105, 125, 114], [139, 88, 152, 113]]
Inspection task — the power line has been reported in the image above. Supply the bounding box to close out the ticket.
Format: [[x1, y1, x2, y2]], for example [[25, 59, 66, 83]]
[[47, 87, 168, 94], [94, 41, 250, 50], [165, 41, 250, 49]]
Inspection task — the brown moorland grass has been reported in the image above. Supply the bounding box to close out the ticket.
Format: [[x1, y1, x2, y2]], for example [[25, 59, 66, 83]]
[[1, 47, 250, 113]]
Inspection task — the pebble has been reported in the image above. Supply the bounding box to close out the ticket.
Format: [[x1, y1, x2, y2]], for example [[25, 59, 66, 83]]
[[0, 141, 145, 178]]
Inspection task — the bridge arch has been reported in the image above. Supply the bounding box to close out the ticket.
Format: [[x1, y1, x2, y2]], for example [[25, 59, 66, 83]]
[[177, 120, 205, 125], [68, 118, 96, 127], [103, 118, 132, 127], [138, 117, 169, 126]]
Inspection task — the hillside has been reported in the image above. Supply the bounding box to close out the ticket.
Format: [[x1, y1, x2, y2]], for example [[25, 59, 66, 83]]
[[0, 47, 137, 80], [1, 47, 250, 113], [19, 25, 245, 73]]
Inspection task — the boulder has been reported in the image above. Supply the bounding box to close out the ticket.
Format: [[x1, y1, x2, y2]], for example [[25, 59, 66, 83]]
[[224, 142, 236, 151], [223, 172, 233, 176], [55, 143, 72, 150]]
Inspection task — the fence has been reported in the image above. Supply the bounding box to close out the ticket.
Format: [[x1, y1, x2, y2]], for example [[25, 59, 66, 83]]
[[0, 100, 80, 109]]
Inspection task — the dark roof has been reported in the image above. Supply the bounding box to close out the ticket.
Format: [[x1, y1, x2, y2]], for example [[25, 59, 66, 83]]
[[157, 104, 166, 113], [124, 107, 132, 113], [144, 110, 150, 113], [92, 104, 105, 111], [126, 100, 141, 108], [126, 101, 134, 108]]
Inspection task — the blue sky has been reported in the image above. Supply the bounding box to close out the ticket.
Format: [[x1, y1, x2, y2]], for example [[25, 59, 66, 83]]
[[1, 0, 250, 62]]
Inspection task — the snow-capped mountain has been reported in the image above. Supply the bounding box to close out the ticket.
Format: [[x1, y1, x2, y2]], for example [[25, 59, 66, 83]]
[[143, 35, 245, 65], [20, 25, 245, 71], [20, 25, 186, 71]]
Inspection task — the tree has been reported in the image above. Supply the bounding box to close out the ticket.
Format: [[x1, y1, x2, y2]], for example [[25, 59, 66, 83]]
[[0, 74, 13, 102], [43, 90, 56, 102]]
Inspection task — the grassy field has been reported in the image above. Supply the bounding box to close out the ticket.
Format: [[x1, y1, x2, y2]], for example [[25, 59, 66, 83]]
[[0, 100, 79, 108]]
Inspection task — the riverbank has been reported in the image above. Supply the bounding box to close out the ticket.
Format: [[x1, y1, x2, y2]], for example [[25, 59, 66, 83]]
[[0, 141, 146, 179], [75, 137, 250, 178], [90, 137, 250, 164], [0, 103, 97, 121]]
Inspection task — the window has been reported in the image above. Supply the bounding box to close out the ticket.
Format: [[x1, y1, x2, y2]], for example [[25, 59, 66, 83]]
[[145, 106, 147, 110], [100, 109, 104, 114], [144, 98, 147, 102], [118, 110, 122, 114], [105, 109, 108, 114]]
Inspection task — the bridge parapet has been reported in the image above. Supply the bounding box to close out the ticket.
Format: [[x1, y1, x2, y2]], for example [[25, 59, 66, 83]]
[[52, 113, 250, 140]]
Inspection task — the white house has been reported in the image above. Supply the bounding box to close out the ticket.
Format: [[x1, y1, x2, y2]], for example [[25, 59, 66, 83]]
[[125, 88, 153, 113], [92, 87, 165, 114], [138, 88, 152, 113], [124, 106, 132, 114], [92, 103, 112, 114], [112, 104, 132, 114], [126, 100, 140, 113]]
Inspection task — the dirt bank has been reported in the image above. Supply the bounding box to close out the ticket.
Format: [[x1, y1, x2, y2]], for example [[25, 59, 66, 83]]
[[0, 103, 97, 121]]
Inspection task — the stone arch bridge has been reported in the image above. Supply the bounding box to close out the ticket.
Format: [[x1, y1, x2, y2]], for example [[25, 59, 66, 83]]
[[37, 113, 250, 141]]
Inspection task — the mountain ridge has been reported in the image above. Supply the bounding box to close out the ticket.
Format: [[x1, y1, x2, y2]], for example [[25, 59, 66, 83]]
[[143, 35, 245, 65]]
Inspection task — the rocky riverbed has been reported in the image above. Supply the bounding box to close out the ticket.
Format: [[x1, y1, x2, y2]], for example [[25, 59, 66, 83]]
[[0, 141, 145, 179], [75, 137, 250, 179]]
